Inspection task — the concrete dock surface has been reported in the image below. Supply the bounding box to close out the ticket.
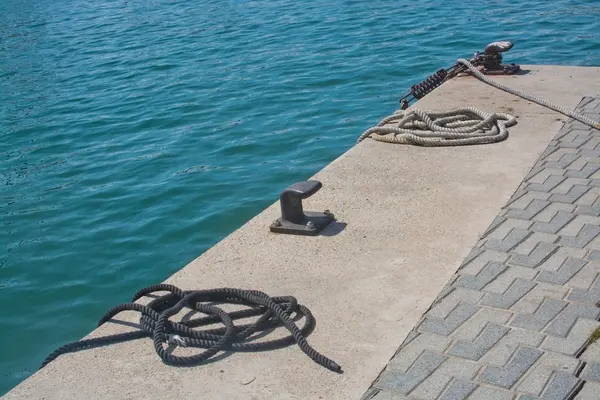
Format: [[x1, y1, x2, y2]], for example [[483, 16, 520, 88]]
[[5, 65, 600, 400]]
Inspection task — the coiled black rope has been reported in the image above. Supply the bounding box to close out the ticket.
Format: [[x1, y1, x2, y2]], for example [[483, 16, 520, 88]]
[[410, 69, 448, 99], [41, 284, 342, 373]]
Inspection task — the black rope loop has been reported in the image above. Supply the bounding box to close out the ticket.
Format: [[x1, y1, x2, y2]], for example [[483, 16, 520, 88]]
[[40, 285, 342, 373]]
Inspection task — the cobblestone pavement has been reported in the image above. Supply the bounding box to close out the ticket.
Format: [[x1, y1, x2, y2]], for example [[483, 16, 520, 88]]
[[363, 98, 600, 400]]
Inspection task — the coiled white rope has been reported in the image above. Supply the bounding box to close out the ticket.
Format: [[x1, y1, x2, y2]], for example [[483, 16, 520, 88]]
[[358, 58, 600, 146], [356, 108, 516, 146]]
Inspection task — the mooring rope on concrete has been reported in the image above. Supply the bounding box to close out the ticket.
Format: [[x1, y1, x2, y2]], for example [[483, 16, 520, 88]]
[[457, 58, 600, 130], [358, 58, 600, 146], [356, 107, 517, 146], [40, 284, 342, 373]]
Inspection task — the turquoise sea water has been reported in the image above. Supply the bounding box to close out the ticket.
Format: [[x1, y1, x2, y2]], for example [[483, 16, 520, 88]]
[[1, 0, 599, 394]]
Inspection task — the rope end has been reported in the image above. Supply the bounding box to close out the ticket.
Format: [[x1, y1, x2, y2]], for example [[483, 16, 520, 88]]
[[595, 123, 600, 130]]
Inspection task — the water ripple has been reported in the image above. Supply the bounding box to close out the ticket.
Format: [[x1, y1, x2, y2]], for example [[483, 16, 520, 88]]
[[1, 0, 600, 394]]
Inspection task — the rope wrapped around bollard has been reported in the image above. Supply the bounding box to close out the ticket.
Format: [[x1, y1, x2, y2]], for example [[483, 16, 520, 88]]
[[40, 284, 342, 373]]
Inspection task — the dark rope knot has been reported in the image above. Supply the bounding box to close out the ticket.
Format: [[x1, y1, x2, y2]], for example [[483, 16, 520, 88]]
[[40, 284, 342, 373]]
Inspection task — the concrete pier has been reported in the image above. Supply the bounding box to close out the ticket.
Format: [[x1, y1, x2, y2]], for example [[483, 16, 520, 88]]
[[5, 65, 600, 400]]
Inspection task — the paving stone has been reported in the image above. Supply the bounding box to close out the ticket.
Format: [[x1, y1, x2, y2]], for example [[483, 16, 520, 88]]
[[544, 303, 600, 337], [539, 371, 583, 400], [582, 363, 600, 383], [450, 307, 512, 343], [531, 211, 575, 234], [482, 279, 537, 309], [576, 204, 600, 217], [386, 333, 452, 373], [526, 175, 566, 193], [374, 351, 447, 395], [484, 216, 510, 239], [544, 153, 579, 168], [480, 328, 545, 367], [574, 381, 600, 400], [527, 168, 566, 185], [568, 274, 600, 305], [511, 298, 567, 332], [580, 341, 600, 364], [567, 262, 600, 290], [459, 249, 509, 276], [587, 251, 600, 262], [550, 185, 591, 204], [507, 199, 551, 220], [438, 378, 478, 400], [560, 224, 600, 249], [514, 233, 560, 256], [361, 388, 409, 400], [485, 228, 533, 252], [409, 357, 479, 400], [517, 352, 582, 395], [469, 386, 515, 400], [364, 100, 600, 400], [509, 192, 553, 210], [566, 162, 600, 179], [455, 262, 508, 290], [537, 258, 587, 285], [511, 242, 559, 268], [510, 282, 569, 315], [425, 288, 483, 320], [534, 203, 577, 222], [485, 266, 538, 294], [575, 188, 600, 206], [480, 347, 543, 388], [449, 323, 509, 360], [542, 318, 600, 356]]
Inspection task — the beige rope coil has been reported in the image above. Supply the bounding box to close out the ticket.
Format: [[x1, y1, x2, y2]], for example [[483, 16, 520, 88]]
[[358, 58, 600, 146], [356, 107, 517, 146]]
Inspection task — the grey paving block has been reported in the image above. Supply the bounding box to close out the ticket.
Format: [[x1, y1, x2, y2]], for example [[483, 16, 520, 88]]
[[543, 318, 600, 356], [539, 372, 583, 400], [576, 204, 600, 217], [511, 298, 567, 332], [374, 351, 447, 395], [526, 175, 567, 193], [361, 388, 409, 400], [386, 333, 452, 373], [409, 357, 480, 400], [537, 258, 587, 285], [517, 351, 581, 396], [574, 381, 600, 400], [482, 279, 537, 309], [568, 275, 600, 305], [459, 249, 509, 276], [469, 386, 515, 400], [455, 262, 507, 290], [426, 288, 483, 320], [587, 250, 600, 261], [486, 228, 533, 252], [580, 341, 600, 364], [551, 185, 591, 204], [484, 216, 510, 239], [485, 266, 538, 294], [545, 153, 579, 168], [582, 363, 600, 383], [560, 135, 590, 149], [532, 211, 576, 234], [448, 323, 509, 360], [481, 328, 545, 367], [559, 224, 600, 249], [545, 303, 600, 337], [507, 199, 551, 220], [480, 347, 543, 389], [539, 143, 560, 160], [438, 378, 478, 400], [565, 162, 600, 179], [511, 242, 559, 268]]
